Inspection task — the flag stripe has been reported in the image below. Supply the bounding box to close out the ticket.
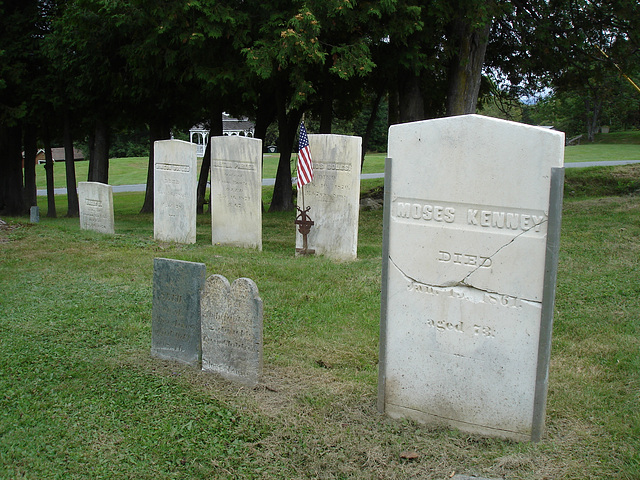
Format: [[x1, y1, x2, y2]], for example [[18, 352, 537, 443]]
[[297, 122, 313, 190]]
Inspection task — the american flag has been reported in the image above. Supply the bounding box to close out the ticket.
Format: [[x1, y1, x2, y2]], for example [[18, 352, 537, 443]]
[[296, 121, 313, 190]]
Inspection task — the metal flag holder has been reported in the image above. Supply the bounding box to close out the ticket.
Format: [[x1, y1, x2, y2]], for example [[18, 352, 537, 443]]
[[295, 203, 315, 255]]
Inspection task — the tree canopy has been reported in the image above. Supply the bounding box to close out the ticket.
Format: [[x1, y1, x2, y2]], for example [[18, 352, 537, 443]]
[[1, 0, 639, 215]]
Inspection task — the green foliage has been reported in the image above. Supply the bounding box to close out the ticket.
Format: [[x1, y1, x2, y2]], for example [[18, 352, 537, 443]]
[[524, 93, 586, 136], [0, 0, 41, 126], [487, 0, 640, 138], [109, 127, 150, 158]]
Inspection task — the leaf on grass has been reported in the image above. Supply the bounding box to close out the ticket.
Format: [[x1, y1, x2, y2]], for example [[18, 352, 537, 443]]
[[316, 359, 332, 369], [400, 451, 420, 460]]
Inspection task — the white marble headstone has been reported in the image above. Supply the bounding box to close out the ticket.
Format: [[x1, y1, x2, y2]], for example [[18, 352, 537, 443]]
[[154, 140, 197, 244], [295, 134, 362, 261], [378, 115, 564, 441], [201, 274, 263, 387], [210, 136, 262, 250], [78, 181, 115, 234]]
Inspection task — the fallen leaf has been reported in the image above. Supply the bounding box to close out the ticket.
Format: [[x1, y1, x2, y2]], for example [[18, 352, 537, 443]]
[[400, 451, 420, 460]]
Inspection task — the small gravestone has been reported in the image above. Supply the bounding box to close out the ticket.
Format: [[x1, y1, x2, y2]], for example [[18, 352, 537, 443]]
[[295, 134, 362, 261], [210, 136, 262, 250], [201, 275, 263, 387], [151, 258, 206, 367], [77, 181, 115, 234], [30, 206, 39, 224], [154, 140, 197, 244], [378, 115, 564, 442]]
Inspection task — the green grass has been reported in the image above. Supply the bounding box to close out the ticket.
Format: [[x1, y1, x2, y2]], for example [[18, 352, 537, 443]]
[[2, 166, 640, 479], [564, 144, 640, 163], [36, 153, 388, 191], [36, 135, 640, 191]]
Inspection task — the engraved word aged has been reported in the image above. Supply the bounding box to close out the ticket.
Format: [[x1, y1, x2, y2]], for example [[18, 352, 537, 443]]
[[426, 318, 464, 333]]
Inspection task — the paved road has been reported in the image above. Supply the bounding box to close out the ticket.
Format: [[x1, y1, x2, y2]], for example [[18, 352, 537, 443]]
[[36, 160, 640, 196]]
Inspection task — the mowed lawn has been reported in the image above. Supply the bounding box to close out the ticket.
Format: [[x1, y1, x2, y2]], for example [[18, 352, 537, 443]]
[[2, 164, 640, 479], [34, 130, 640, 190]]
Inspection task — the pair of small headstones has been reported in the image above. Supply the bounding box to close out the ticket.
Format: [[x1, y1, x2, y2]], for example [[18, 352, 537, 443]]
[[151, 258, 262, 388]]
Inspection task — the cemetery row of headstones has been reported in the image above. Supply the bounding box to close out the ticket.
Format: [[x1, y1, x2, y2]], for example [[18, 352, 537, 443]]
[[151, 257, 263, 387], [123, 115, 564, 442], [78, 135, 363, 261]]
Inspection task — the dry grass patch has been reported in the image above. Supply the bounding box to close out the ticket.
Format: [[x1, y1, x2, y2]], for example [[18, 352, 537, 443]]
[[123, 352, 622, 480]]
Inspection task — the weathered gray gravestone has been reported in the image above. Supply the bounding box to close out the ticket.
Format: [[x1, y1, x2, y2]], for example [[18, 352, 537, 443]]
[[154, 139, 197, 244], [77, 181, 115, 234], [378, 115, 564, 442], [151, 258, 206, 367], [30, 206, 39, 224], [295, 134, 362, 261], [201, 275, 263, 387], [210, 136, 263, 250]]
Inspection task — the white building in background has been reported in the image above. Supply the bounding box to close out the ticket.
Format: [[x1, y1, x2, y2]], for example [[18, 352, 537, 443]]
[[189, 114, 256, 157]]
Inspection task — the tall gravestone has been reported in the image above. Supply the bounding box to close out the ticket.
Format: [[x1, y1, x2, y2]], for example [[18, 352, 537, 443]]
[[154, 140, 197, 244], [77, 181, 115, 234], [201, 275, 263, 387], [210, 136, 262, 250], [378, 115, 564, 442], [151, 258, 206, 367], [296, 134, 362, 261]]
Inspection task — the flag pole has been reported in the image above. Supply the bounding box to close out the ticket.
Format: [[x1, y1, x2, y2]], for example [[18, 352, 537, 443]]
[[294, 117, 315, 255], [300, 113, 305, 212]]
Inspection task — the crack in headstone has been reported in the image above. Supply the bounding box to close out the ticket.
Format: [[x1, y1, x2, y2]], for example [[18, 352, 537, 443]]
[[388, 255, 540, 306], [459, 218, 549, 288]]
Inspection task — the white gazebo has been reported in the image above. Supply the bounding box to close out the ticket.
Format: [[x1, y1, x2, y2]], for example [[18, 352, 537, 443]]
[[189, 114, 255, 157]]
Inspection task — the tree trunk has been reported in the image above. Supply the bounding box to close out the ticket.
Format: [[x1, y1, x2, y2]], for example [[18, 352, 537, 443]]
[[88, 119, 110, 184], [254, 93, 277, 141], [63, 111, 79, 217], [197, 135, 212, 215], [361, 90, 384, 170], [0, 125, 25, 216], [22, 124, 38, 209], [445, 18, 492, 116], [319, 81, 333, 134], [140, 119, 171, 213], [269, 86, 302, 212], [196, 113, 222, 214], [398, 71, 425, 123], [388, 87, 399, 127], [586, 96, 602, 142], [42, 129, 57, 218], [254, 93, 278, 213]]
